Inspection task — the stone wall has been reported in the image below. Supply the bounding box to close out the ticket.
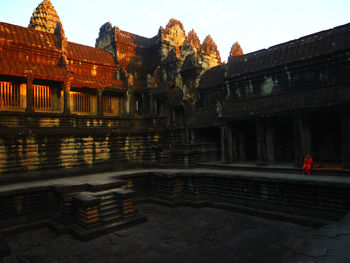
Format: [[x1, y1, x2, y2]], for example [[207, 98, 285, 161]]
[[0, 113, 166, 177]]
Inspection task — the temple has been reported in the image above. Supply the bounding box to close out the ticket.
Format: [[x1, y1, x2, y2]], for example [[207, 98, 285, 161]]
[[0, 0, 350, 247]]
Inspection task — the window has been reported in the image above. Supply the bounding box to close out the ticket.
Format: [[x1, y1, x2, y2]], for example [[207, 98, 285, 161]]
[[33, 85, 51, 111], [102, 95, 125, 116], [102, 95, 112, 113], [0, 81, 21, 109], [71, 92, 93, 113]]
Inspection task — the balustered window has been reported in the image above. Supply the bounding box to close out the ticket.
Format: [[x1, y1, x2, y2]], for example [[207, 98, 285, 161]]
[[0, 81, 21, 109], [70, 91, 97, 114], [33, 84, 51, 111], [102, 95, 112, 114]]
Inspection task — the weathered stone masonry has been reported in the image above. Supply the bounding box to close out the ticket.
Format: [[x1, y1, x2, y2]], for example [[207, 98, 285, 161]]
[[1, 0, 350, 245], [197, 23, 350, 168]]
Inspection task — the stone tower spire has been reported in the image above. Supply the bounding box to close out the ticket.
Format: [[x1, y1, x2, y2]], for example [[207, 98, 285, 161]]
[[28, 0, 62, 34], [229, 41, 244, 59]]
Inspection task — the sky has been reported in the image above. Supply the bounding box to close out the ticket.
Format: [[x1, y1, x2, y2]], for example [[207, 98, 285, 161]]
[[0, 0, 349, 62]]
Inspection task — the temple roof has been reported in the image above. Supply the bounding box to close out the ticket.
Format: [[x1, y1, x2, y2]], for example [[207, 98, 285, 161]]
[[0, 59, 67, 81], [70, 74, 123, 89], [199, 64, 226, 90], [0, 22, 116, 67], [227, 23, 350, 79], [67, 42, 116, 66], [115, 28, 155, 48], [0, 22, 59, 51], [0, 22, 121, 89], [28, 0, 62, 34]]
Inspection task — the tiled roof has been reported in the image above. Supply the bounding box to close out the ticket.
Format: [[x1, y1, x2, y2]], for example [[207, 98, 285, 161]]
[[67, 42, 116, 66], [0, 22, 121, 88], [71, 74, 123, 89], [227, 23, 350, 78], [0, 59, 66, 81], [116, 29, 153, 48], [0, 22, 117, 67], [199, 64, 226, 90], [0, 22, 59, 51]]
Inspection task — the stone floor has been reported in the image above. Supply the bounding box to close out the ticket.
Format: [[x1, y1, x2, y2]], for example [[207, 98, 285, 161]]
[[1, 203, 333, 263], [2, 167, 350, 263]]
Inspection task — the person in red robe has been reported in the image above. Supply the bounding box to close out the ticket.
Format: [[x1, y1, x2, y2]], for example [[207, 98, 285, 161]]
[[302, 154, 313, 176]]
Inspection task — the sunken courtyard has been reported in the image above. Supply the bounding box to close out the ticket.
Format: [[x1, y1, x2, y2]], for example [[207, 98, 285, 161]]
[[0, 0, 350, 262]]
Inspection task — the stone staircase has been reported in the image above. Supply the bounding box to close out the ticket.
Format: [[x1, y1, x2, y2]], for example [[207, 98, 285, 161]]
[[50, 183, 146, 241], [95, 190, 123, 224]]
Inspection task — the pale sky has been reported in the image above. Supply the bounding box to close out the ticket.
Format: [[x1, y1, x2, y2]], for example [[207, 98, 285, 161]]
[[0, 0, 349, 62]]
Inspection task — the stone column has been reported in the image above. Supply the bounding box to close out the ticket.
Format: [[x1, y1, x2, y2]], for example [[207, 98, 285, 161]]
[[126, 89, 133, 115], [256, 118, 267, 165], [265, 119, 275, 163], [342, 112, 350, 168], [293, 117, 302, 167], [227, 125, 234, 163], [97, 88, 103, 116], [293, 115, 312, 167], [220, 120, 228, 163], [25, 71, 34, 113], [63, 76, 72, 115], [190, 129, 196, 144], [149, 95, 154, 114], [230, 127, 238, 162], [238, 129, 246, 161]]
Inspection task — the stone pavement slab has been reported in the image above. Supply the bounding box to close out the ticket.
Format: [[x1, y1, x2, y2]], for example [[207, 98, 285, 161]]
[[4, 204, 316, 263]]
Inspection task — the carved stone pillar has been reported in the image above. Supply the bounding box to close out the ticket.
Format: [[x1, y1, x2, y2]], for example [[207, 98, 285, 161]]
[[256, 118, 267, 166], [97, 88, 103, 116], [265, 119, 275, 163], [190, 129, 195, 144], [293, 115, 312, 167], [342, 112, 350, 168], [149, 95, 154, 115], [63, 74, 72, 115], [25, 71, 34, 113], [127, 89, 133, 115], [238, 129, 246, 161], [293, 117, 302, 167], [220, 120, 228, 163], [227, 125, 234, 163], [230, 126, 238, 162]]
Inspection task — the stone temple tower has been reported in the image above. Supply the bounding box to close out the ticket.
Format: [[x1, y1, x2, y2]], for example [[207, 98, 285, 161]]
[[28, 0, 62, 34]]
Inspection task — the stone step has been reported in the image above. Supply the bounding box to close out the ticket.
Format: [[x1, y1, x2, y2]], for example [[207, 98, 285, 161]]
[[99, 198, 116, 206], [100, 208, 122, 217], [97, 194, 115, 200], [100, 213, 122, 223], [99, 203, 119, 211]]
